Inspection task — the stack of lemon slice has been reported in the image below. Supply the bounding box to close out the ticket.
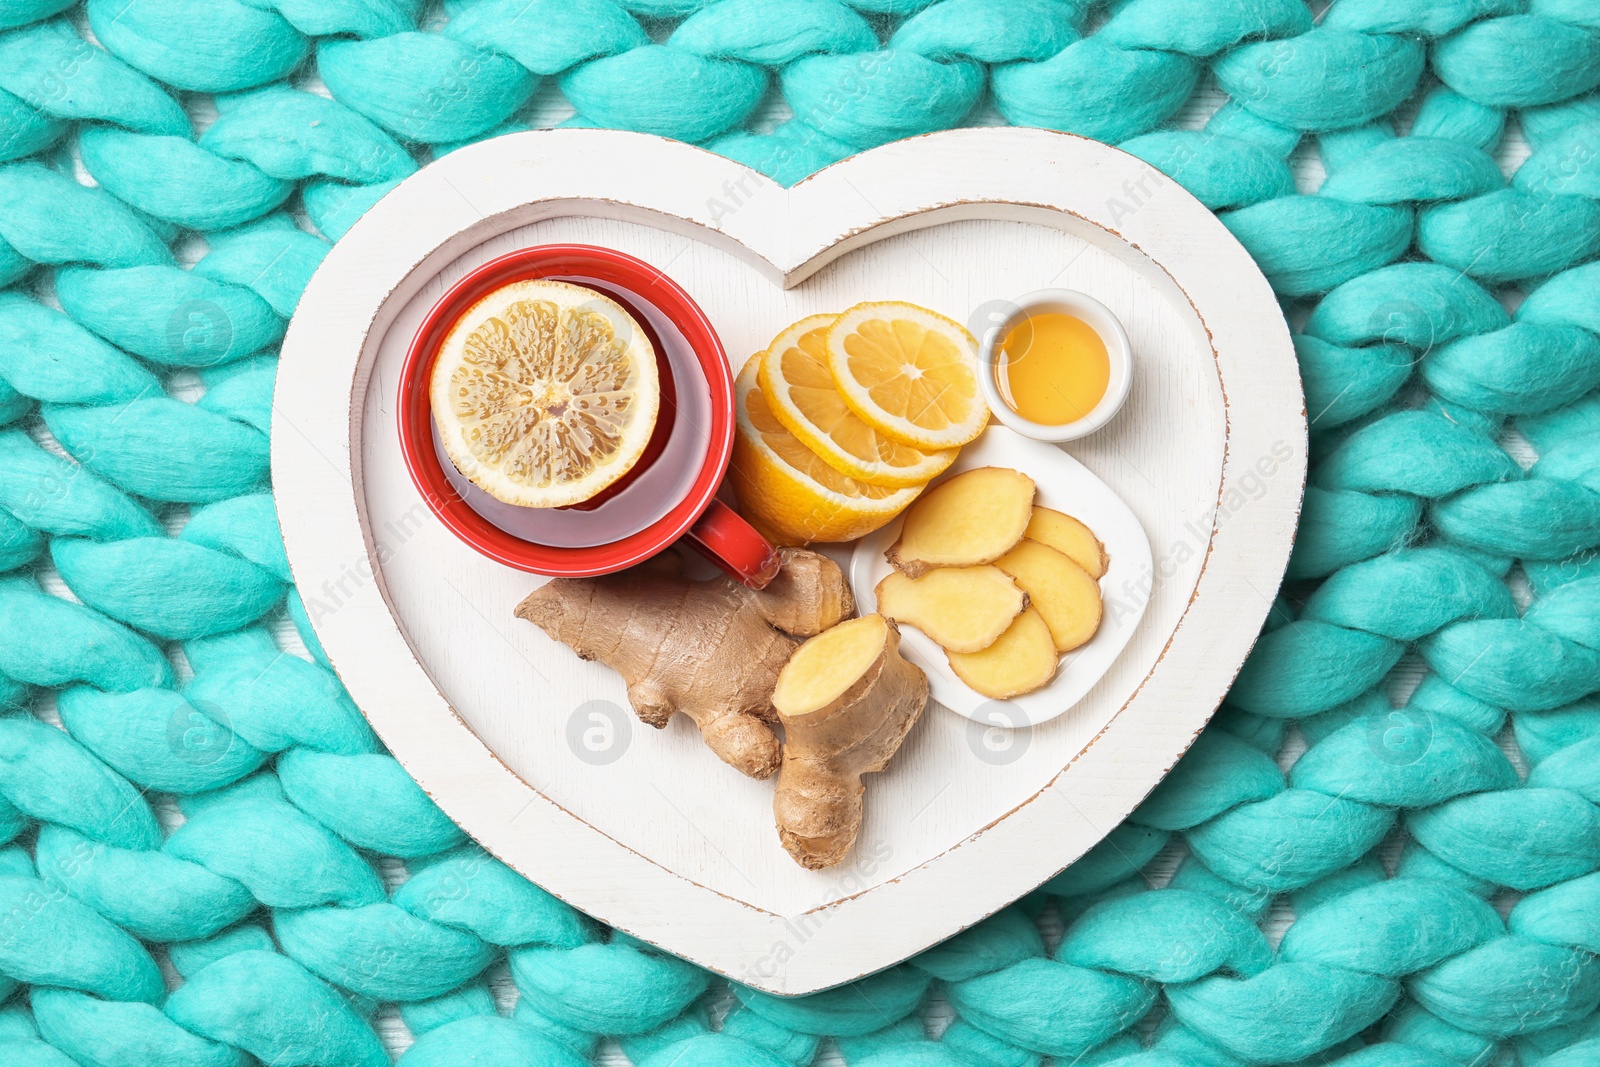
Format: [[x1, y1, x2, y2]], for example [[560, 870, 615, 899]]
[[732, 302, 988, 544]]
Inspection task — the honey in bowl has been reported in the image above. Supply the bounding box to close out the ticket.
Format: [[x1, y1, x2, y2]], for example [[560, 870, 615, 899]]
[[994, 312, 1110, 427]]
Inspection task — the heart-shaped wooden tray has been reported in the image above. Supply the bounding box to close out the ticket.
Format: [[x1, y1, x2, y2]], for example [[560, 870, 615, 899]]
[[273, 127, 1304, 995]]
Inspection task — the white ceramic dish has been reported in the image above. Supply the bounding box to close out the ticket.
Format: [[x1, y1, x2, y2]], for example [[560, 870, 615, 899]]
[[977, 288, 1133, 442], [850, 427, 1152, 727]]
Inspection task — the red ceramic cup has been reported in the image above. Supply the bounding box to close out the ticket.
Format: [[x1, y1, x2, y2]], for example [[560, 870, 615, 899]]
[[398, 244, 780, 587]]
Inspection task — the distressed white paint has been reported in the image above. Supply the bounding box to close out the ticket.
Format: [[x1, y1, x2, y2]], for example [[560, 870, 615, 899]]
[[273, 128, 1304, 995]]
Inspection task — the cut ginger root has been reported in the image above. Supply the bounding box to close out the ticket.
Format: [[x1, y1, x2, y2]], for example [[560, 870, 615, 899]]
[[886, 467, 1036, 578], [772, 613, 929, 869], [515, 547, 853, 780], [1024, 506, 1108, 579], [874, 565, 1026, 653], [946, 606, 1059, 699], [994, 540, 1103, 653]]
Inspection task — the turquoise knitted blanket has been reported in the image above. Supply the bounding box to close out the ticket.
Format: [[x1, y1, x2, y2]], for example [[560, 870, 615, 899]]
[[2, 0, 1600, 1065]]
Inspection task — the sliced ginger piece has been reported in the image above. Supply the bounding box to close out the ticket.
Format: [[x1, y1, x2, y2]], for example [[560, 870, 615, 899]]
[[946, 606, 1058, 699], [773, 613, 928, 869], [886, 467, 1035, 578], [875, 566, 1026, 653], [995, 539, 1102, 653], [1025, 506, 1108, 579]]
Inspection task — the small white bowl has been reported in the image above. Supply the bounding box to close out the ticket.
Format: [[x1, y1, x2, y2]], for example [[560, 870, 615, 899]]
[[975, 288, 1133, 443]]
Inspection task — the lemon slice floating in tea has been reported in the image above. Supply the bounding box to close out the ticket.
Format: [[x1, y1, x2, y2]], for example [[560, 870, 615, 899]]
[[824, 301, 987, 451], [430, 279, 660, 509]]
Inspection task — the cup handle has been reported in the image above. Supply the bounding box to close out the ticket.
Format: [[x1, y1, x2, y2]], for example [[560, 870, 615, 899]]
[[684, 499, 782, 589]]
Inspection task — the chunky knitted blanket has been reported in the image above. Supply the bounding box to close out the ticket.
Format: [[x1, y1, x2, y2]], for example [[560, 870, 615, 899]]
[[2, 0, 1599, 1065]]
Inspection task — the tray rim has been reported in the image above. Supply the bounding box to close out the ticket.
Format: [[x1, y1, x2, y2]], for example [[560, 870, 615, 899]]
[[272, 126, 1305, 996]]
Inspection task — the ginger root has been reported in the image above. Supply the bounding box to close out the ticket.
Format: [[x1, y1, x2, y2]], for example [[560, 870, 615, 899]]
[[515, 548, 853, 779], [886, 467, 1035, 577], [771, 614, 928, 868]]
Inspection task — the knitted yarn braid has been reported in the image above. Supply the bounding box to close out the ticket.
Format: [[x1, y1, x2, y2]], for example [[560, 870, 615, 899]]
[[0, 0, 1598, 1064]]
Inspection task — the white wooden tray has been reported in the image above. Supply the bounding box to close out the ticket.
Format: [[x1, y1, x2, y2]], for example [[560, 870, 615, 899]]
[[273, 128, 1304, 995]]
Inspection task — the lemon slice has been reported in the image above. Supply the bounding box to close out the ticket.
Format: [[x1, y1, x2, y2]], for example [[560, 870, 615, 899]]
[[430, 279, 660, 508], [731, 355, 921, 545], [825, 301, 988, 450], [759, 313, 958, 488]]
